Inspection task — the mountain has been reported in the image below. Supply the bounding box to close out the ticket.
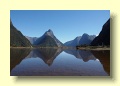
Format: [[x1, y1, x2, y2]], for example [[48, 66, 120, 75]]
[[64, 33, 96, 47], [79, 33, 96, 45], [33, 29, 63, 47], [91, 19, 110, 46], [64, 36, 81, 47], [25, 36, 38, 44], [10, 20, 31, 47]]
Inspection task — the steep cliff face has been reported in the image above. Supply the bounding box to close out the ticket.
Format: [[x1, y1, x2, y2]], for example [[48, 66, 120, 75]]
[[91, 19, 110, 46], [10, 20, 31, 47]]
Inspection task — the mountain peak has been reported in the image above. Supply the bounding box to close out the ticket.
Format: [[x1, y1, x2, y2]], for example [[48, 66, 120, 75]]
[[48, 29, 53, 32], [44, 29, 54, 36], [33, 29, 63, 47], [81, 33, 89, 38], [83, 33, 89, 36]]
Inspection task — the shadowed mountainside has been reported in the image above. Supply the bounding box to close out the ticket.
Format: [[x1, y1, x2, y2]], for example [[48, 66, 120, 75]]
[[10, 20, 31, 47], [79, 33, 96, 45], [91, 19, 110, 46]]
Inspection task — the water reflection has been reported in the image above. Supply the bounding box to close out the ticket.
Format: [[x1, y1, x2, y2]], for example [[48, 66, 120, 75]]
[[10, 48, 110, 76], [91, 50, 110, 75], [64, 49, 96, 62], [10, 48, 31, 71], [25, 48, 63, 66], [64, 49, 110, 75]]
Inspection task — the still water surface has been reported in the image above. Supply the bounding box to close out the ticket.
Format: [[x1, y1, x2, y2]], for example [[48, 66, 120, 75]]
[[10, 48, 110, 76]]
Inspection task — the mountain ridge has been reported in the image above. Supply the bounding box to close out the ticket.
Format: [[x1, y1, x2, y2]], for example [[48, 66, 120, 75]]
[[64, 33, 96, 47], [79, 33, 96, 45], [33, 29, 63, 47]]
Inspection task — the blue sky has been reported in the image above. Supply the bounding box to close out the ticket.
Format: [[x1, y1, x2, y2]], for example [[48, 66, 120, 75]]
[[10, 10, 110, 43]]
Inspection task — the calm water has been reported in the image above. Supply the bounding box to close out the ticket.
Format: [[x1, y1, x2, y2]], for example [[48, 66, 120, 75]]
[[10, 48, 110, 76]]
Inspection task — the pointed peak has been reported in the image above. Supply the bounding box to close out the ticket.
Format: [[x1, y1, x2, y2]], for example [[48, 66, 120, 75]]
[[46, 29, 53, 34], [44, 29, 54, 36], [48, 29, 53, 32]]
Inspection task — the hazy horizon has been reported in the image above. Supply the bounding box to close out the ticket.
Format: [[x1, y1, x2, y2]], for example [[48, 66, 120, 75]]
[[10, 10, 110, 43]]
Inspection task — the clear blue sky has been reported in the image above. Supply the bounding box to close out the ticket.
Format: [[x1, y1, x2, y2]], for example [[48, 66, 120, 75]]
[[10, 10, 110, 43]]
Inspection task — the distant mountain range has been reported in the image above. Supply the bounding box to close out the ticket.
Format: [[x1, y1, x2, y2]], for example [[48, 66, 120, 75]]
[[25, 36, 38, 44], [79, 33, 96, 45], [64, 33, 96, 47], [64, 36, 81, 47], [10, 18, 110, 47], [10, 20, 31, 47], [91, 18, 110, 46]]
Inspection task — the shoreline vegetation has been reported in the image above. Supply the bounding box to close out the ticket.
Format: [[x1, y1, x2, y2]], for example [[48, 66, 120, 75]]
[[76, 45, 110, 50], [10, 46, 110, 50]]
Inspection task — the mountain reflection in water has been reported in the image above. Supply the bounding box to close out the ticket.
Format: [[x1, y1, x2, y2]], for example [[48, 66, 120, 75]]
[[91, 50, 110, 75], [10, 48, 110, 76], [64, 49, 96, 62], [10, 48, 31, 71], [25, 48, 63, 66]]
